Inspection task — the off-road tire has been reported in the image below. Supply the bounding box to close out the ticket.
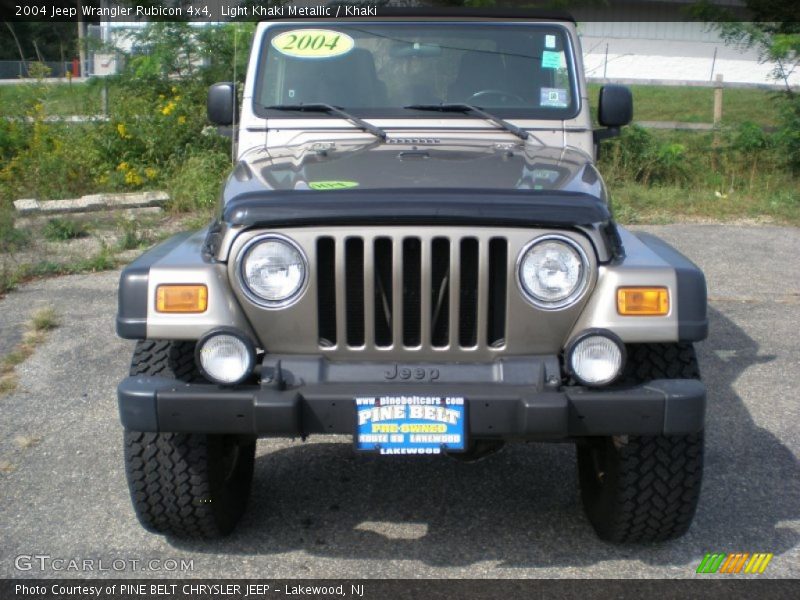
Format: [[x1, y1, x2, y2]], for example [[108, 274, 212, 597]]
[[577, 343, 704, 543], [123, 340, 255, 539]]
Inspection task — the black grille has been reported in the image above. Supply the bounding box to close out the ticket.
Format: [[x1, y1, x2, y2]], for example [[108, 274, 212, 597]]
[[317, 235, 508, 351], [402, 238, 422, 347], [487, 238, 508, 347], [344, 238, 364, 347], [373, 238, 393, 347], [430, 238, 450, 347], [316, 237, 336, 347], [459, 238, 479, 347]]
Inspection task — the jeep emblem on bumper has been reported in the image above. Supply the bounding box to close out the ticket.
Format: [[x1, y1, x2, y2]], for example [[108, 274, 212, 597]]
[[384, 364, 440, 381]]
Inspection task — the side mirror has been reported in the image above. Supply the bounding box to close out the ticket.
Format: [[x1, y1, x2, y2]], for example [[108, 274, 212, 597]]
[[207, 82, 236, 126], [598, 84, 633, 127]]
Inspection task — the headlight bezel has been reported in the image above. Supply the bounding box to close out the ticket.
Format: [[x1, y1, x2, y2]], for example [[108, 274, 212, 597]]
[[565, 329, 627, 387], [236, 233, 309, 309], [516, 234, 591, 310], [195, 327, 256, 386]]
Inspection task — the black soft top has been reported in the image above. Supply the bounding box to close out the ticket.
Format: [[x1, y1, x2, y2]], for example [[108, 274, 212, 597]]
[[271, 6, 576, 22]]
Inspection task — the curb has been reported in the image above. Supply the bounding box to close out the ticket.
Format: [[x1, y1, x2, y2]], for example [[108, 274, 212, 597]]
[[14, 191, 169, 216]]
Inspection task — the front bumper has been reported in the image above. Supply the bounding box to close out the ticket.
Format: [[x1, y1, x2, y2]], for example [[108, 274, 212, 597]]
[[117, 376, 705, 439]]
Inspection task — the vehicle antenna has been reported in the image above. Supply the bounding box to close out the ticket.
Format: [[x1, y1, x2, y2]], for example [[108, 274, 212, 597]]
[[232, 23, 238, 164]]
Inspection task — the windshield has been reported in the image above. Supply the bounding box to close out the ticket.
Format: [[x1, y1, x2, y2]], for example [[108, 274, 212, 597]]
[[254, 23, 578, 119]]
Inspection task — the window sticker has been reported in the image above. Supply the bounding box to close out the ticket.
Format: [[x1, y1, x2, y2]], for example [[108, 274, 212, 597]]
[[540, 88, 569, 108], [541, 50, 562, 70], [533, 169, 559, 182], [308, 181, 360, 190], [545, 34, 556, 49], [272, 29, 355, 59]]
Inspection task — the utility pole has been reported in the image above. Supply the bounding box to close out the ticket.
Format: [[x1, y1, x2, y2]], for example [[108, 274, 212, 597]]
[[77, 0, 86, 77]]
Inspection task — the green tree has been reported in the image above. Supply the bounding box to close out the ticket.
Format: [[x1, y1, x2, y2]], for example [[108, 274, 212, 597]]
[[0, 22, 79, 66], [693, 1, 799, 90], [693, 1, 800, 170]]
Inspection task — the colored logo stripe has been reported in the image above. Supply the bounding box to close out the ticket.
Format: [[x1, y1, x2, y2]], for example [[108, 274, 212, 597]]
[[744, 553, 773, 574], [697, 553, 726, 573], [720, 553, 748, 573], [697, 553, 773, 574]]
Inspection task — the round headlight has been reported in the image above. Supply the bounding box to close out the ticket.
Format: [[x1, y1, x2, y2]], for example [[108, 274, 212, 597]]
[[567, 331, 625, 386], [518, 236, 589, 309], [239, 235, 307, 307], [196, 330, 255, 385]]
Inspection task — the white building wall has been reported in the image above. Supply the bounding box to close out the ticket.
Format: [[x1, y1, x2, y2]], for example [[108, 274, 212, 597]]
[[577, 15, 797, 86]]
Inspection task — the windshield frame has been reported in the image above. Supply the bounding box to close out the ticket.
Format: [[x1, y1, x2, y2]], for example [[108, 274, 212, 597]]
[[252, 21, 582, 122]]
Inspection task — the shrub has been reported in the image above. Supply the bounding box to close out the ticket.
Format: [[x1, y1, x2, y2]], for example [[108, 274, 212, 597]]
[[651, 142, 690, 184], [0, 111, 105, 201], [0, 205, 30, 254], [0, 21, 240, 211], [42, 218, 88, 242], [31, 307, 58, 331], [601, 125, 692, 186], [117, 218, 152, 250], [731, 121, 774, 153], [776, 94, 800, 173], [0, 121, 29, 162], [166, 151, 231, 213]]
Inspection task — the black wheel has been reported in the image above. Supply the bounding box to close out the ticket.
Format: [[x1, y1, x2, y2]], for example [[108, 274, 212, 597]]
[[123, 341, 255, 539], [577, 343, 704, 543]]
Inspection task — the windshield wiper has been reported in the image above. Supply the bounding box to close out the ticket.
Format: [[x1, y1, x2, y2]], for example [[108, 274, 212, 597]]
[[404, 103, 529, 141], [265, 103, 387, 141]]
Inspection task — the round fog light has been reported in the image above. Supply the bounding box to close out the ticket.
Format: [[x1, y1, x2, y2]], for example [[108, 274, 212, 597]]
[[196, 330, 255, 385], [567, 331, 625, 386]]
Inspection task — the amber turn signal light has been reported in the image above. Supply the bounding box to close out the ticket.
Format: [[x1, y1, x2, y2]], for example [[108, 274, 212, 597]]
[[617, 287, 669, 316], [156, 285, 208, 313]]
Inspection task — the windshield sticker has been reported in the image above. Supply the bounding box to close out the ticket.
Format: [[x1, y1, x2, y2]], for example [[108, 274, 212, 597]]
[[272, 30, 355, 59], [533, 169, 560, 182], [541, 50, 562, 70], [540, 88, 569, 108], [545, 34, 556, 49], [308, 181, 360, 190]]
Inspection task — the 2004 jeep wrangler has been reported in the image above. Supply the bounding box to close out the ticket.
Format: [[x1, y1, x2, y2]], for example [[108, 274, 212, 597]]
[[116, 12, 708, 543]]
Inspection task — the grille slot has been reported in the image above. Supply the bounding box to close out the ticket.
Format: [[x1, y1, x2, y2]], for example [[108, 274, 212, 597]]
[[318, 234, 508, 353], [430, 238, 450, 347], [459, 238, 479, 348], [344, 238, 364, 347], [402, 238, 422, 347], [488, 238, 508, 347], [316, 237, 336, 347], [373, 238, 393, 347]]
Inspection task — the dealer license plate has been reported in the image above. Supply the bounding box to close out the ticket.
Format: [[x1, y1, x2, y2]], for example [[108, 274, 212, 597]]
[[354, 395, 466, 455]]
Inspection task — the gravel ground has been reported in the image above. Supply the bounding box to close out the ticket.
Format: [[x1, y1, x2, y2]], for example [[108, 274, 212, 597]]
[[0, 223, 798, 579]]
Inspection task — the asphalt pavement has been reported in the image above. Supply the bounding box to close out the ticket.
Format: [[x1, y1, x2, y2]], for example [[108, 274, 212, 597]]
[[0, 223, 798, 579]]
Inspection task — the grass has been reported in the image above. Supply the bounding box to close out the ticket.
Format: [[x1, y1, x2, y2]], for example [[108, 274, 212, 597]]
[[42, 218, 89, 242], [0, 247, 118, 297], [0, 79, 783, 128], [31, 307, 58, 331], [587, 83, 782, 127], [0, 214, 30, 253], [595, 121, 800, 225], [117, 218, 151, 250], [609, 181, 800, 226], [0, 306, 59, 397], [181, 209, 215, 232]]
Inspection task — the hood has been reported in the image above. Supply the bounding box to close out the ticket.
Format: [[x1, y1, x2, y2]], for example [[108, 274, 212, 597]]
[[221, 139, 607, 204]]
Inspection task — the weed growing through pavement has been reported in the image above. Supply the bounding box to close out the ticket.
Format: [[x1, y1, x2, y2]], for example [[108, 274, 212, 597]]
[[0, 307, 60, 397]]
